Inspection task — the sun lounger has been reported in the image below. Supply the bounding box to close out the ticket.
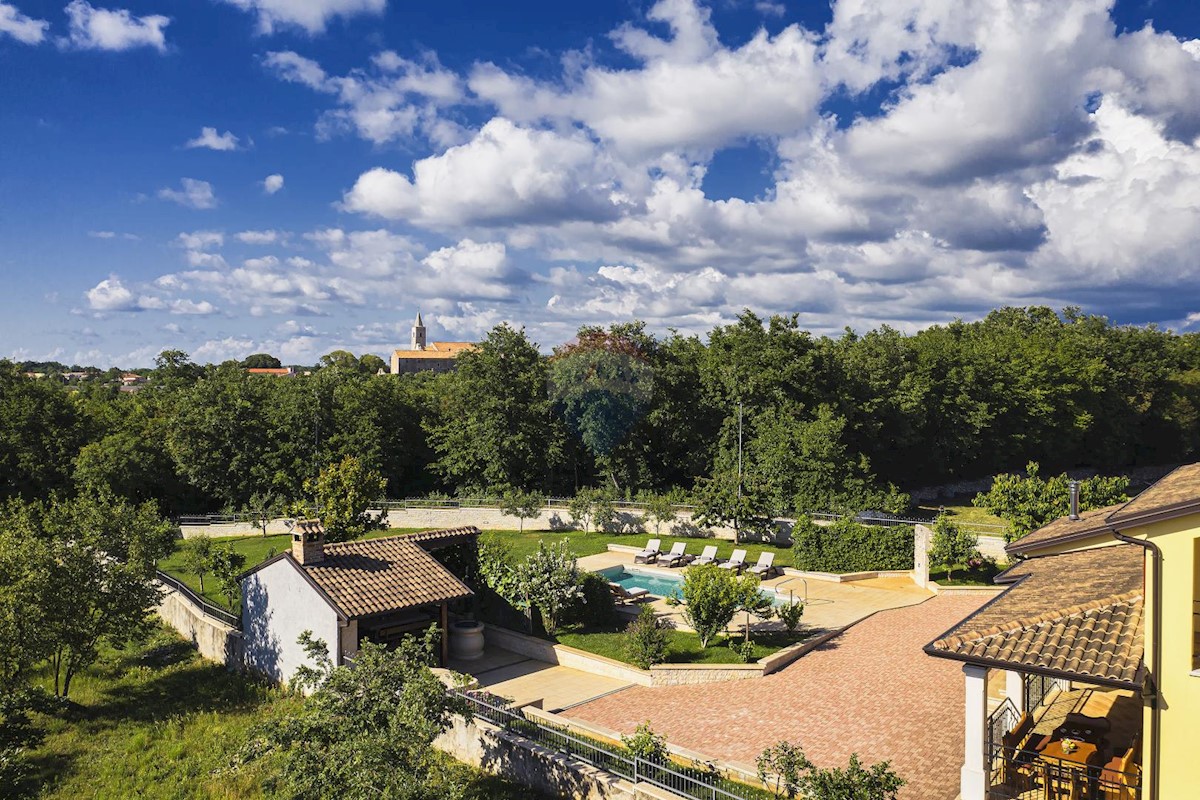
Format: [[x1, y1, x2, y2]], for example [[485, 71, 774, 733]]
[[692, 545, 719, 566], [633, 538, 662, 564], [658, 542, 692, 568], [609, 582, 651, 605], [747, 552, 776, 578], [719, 549, 748, 573]]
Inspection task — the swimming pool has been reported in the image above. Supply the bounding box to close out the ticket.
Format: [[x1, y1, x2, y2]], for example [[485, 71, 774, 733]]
[[599, 566, 798, 607]]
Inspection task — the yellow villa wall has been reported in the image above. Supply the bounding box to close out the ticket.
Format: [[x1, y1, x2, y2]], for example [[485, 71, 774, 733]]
[[1123, 516, 1200, 799], [1017, 517, 1200, 798]]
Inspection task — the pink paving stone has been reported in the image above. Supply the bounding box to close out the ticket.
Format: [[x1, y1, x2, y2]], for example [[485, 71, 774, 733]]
[[566, 593, 991, 800]]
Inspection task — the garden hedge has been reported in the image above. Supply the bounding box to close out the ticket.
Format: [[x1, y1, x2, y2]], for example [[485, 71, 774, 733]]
[[790, 517, 913, 572]]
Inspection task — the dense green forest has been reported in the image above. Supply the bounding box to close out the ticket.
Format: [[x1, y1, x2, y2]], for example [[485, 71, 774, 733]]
[[4, 306, 1199, 517]]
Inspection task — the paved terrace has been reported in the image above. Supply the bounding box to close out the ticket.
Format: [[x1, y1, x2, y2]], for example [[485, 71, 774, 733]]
[[565, 593, 991, 800]]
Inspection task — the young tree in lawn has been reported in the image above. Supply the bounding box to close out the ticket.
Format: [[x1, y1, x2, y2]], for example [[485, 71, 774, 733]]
[[592, 492, 617, 533], [928, 514, 980, 581], [179, 536, 215, 593], [569, 488, 598, 533], [305, 456, 386, 542], [245, 490, 284, 537], [500, 488, 545, 533], [643, 494, 677, 536], [693, 469, 773, 544], [680, 564, 769, 648], [210, 545, 248, 611], [512, 540, 581, 635], [240, 627, 472, 800], [625, 605, 668, 669]]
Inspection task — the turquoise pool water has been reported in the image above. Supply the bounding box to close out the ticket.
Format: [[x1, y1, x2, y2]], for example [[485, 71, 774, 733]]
[[599, 566, 795, 607]]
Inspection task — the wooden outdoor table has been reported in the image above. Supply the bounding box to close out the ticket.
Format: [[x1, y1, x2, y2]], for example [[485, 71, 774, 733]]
[[1036, 741, 1100, 799]]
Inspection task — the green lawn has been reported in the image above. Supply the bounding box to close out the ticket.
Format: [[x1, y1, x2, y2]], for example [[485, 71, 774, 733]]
[[553, 622, 807, 666], [916, 496, 1008, 531], [22, 625, 540, 800]]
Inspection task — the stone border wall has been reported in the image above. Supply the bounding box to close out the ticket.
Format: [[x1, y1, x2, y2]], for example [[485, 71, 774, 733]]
[[155, 580, 243, 667]]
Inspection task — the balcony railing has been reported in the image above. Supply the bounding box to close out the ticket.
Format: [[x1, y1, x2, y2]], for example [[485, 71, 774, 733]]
[[987, 742, 1141, 800]]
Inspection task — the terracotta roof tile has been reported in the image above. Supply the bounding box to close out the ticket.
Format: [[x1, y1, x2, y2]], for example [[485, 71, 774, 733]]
[[1109, 461, 1200, 522], [303, 534, 474, 618], [1006, 504, 1122, 554], [927, 545, 1144, 686]]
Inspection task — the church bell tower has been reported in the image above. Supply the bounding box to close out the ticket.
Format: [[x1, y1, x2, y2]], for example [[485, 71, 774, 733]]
[[411, 310, 427, 350]]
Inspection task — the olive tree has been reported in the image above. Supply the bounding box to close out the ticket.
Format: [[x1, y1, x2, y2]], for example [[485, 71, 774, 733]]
[[680, 564, 769, 648]]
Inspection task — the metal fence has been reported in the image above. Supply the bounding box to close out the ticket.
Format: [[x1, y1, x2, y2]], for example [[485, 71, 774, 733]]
[[453, 689, 767, 800], [1024, 673, 1057, 712], [156, 569, 242, 628]]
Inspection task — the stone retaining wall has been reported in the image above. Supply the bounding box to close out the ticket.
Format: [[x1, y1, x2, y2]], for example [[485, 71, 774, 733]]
[[155, 582, 243, 667], [434, 714, 647, 800]]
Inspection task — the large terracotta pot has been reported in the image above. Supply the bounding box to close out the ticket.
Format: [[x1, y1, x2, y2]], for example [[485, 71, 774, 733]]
[[449, 619, 485, 660]]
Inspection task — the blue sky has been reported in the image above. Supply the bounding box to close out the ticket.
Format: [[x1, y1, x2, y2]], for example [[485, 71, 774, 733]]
[[2, 0, 1200, 367]]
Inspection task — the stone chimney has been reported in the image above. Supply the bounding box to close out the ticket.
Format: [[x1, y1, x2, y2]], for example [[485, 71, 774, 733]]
[[292, 519, 325, 565]]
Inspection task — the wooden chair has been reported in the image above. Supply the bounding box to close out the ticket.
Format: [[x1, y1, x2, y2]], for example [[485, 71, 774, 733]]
[[1100, 736, 1141, 800], [997, 713, 1038, 792]]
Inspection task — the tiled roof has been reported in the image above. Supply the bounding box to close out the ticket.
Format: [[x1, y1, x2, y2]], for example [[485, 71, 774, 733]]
[[926, 545, 1145, 686], [303, 534, 473, 618], [1108, 461, 1200, 522], [1006, 504, 1123, 554], [392, 342, 475, 359], [396, 527, 480, 549]]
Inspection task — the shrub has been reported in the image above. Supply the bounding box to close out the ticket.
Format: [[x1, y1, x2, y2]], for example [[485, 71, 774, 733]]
[[568, 571, 617, 628], [736, 638, 757, 663], [625, 606, 668, 669], [776, 601, 805, 635], [789, 517, 912, 573], [681, 565, 767, 648], [756, 741, 811, 799], [621, 722, 667, 762], [512, 541, 580, 635]]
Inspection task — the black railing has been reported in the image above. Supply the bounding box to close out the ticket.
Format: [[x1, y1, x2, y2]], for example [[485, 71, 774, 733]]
[[987, 742, 1141, 799], [1025, 673, 1057, 712], [156, 570, 241, 628], [453, 689, 769, 800]]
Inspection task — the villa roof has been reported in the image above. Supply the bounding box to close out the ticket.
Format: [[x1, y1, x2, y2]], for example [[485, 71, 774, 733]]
[[925, 545, 1145, 687], [301, 533, 475, 618], [1007, 461, 1200, 555]]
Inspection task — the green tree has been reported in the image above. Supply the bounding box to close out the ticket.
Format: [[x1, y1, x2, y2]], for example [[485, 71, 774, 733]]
[[621, 721, 667, 762], [426, 324, 561, 491], [680, 565, 767, 648], [569, 488, 600, 533], [179, 537, 215, 593], [512, 540, 580, 635], [0, 362, 89, 500], [499, 488, 545, 533], [756, 741, 812, 799], [799, 753, 905, 800], [642, 494, 677, 536], [245, 490, 284, 537], [625, 605, 668, 669], [306, 456, 386, 542], [210, 545, 248, 611], [548, 324, 656, 491], [973, 462, 1131, 541], [240, 628, 471, 800], [928, 515, 979, 581], [241, 353, 282, 369], [358, 353, 387, 374], [693, 469, 773, 544]]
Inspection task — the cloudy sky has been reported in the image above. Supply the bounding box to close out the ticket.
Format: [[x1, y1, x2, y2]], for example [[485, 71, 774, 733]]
[[2, 0, 1199, 367]]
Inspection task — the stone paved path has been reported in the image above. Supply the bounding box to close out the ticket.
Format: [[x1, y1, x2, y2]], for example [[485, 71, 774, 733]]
[[566, 593, 991, 800]]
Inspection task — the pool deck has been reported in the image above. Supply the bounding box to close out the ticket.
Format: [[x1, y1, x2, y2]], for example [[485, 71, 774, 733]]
[[578, 551, 934, 634], [449, 645, 634, 712]]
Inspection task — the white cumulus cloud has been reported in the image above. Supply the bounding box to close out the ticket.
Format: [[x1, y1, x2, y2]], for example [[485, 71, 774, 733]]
[[62, 0, 169, 52], [262, 173, 284, 194], [186, 127, 240, 151], [0, 2, 48, 44], [221, 0, 385, 35], [158, 178, 217, 210]]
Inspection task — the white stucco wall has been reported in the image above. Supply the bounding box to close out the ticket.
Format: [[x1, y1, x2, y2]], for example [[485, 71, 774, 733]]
[[241, 558, 340, 686]]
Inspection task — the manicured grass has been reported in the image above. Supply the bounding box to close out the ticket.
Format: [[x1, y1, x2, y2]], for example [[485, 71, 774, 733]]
[[553, 622, 807, 666], [929, 560, 1005, 586], [916, 496, 1008, 531], [22, 625, 540, 800]]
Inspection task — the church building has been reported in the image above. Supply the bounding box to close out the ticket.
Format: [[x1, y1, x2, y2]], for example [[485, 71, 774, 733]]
[[389, 312, 475, 374]]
